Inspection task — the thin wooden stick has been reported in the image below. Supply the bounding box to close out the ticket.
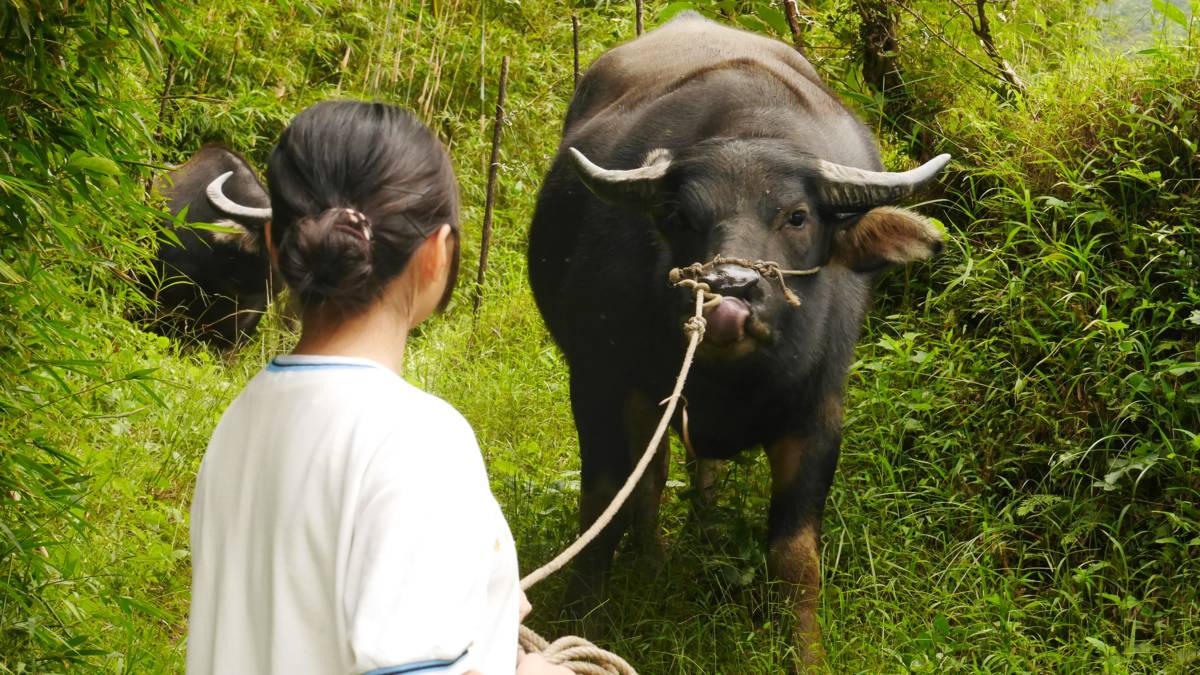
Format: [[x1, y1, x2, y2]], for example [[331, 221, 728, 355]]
[[782, 0, 804, 50], [635, 0, 643, 36], [572, 14, 580, 90], [372, 0, 397, 93], [157, 53, 178, 132], [336, 43, 351, 93], [472, 55, 510, 316]]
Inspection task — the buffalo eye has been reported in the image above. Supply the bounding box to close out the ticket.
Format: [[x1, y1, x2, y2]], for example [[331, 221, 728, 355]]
[[670, 210, 698, 231], [788, 210, 807, 228]]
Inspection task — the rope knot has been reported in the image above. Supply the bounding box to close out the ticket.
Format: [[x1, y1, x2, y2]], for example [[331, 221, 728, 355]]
[[520, 625, 637, 675], [669, 255, 818, 309], [683, 315, 707, 336]]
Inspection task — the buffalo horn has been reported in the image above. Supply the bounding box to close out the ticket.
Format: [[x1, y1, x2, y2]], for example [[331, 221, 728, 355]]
[[206, 171, 273, 222], [567, 147, 671, 208], [815, 153, 952, 212]]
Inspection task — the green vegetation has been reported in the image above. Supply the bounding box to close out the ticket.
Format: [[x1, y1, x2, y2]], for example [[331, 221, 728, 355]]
[[1, 0, 1197, 672]]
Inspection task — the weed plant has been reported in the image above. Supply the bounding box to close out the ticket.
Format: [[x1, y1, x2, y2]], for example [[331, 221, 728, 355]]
[[1, 0, 1197, 672]]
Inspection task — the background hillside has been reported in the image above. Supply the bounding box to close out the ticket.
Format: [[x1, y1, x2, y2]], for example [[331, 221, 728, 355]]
[[1, 0, 1197, 672]]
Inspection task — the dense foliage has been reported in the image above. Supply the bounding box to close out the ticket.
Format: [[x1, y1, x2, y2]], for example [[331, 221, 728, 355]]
[[1, 0, 1196, 672]]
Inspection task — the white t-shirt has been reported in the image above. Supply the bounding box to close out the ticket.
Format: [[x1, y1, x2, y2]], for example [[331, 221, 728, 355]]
[[187, 354, 520, 675]]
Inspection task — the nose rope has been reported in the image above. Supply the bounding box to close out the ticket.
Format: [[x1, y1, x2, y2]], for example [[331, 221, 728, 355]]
[[663, 256, 820, 486], [668, 254, 821, 308]]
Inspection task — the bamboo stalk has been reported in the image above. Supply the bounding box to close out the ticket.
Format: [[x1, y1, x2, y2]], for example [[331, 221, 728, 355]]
[[403, 2, 427, 103], [782, 0, 804, 50], [390, 0, 412, 87], [438, 23, 470, 120], [635, 0, 644, 36], [155, 52, 179, 141], [371, 0, 397, 92], [572, 14, 580, 90], [147, 51, 180, 193], [225, 17, 244, 82], [472, 56, 510, 317], [336, 43, 351, 93]]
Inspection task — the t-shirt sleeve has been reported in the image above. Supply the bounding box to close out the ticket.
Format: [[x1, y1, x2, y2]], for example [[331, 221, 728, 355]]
[[343, 412, 495, 675]]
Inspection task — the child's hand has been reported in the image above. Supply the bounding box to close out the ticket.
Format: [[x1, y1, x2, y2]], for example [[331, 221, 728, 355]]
[[517, 592, 572, 673], [516, 652, 574, 675], [520, 590, 532, 622]]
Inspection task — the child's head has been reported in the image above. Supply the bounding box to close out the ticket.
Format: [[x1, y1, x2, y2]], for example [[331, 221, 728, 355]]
[[266, 100, 460, 323]]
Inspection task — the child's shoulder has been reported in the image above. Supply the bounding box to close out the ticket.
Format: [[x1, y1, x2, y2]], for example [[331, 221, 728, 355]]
[[352, 377, 482, 467], [361, 376, 471, 434]]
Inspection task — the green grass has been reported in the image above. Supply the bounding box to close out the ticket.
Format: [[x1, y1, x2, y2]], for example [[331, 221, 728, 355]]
[[2, 0, 1199, 672]]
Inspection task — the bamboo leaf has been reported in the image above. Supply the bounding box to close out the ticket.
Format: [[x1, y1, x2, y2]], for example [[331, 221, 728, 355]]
[[66, 155, 123, 177], [1152, 0, 1190, 27]]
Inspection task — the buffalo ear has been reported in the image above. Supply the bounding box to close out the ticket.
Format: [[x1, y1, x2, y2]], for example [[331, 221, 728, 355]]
[[207, 219, 263, 255], [830, 206, 943, 273]]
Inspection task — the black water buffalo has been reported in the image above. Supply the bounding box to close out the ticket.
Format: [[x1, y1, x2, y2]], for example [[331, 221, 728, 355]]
[[140, 145, 276, 348], [527, 13, 950, 661]]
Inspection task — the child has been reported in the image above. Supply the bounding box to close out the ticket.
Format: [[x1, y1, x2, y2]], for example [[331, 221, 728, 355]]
[[187, 100, 567, 675]]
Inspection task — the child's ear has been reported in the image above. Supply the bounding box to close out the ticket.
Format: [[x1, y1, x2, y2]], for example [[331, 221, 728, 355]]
[[419, 224, 453, 281], [830, 206, 944, 273], [433, 224, 452, 277]]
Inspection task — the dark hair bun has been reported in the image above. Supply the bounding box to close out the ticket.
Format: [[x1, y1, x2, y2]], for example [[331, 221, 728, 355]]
[[267, 100, 462, 317], [278, 208, 374, 308]]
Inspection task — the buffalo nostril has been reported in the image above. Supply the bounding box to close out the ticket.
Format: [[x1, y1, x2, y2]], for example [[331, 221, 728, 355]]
[[700, 263, 760, 294]]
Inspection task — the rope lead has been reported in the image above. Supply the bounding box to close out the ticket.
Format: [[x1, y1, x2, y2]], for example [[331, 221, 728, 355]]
[[517, 258, 821, 672], [517, 285, 710, 675]]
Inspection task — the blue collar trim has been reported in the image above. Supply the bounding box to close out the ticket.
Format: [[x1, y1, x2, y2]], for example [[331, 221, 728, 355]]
[[362, 646, 469, 674], [266, 354, 388, 372]]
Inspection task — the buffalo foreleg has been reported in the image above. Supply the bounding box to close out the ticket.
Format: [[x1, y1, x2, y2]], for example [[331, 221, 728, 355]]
[[685, 448, 722, 540], [623, 391, 669, 563], [565, 372, 636, 617], [766, 431, 840, 666]]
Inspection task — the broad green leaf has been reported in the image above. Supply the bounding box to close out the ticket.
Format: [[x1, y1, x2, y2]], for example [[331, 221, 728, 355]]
[[1152, 0, 1190, 27], [186, 221, 245, 235], [756, 7, 790, 36], [0, 259, 25, 283], [736, 15, 770, 34], [659, 2, 695, 21], [1166, 363, 1200, 376], [10, 0, 32, 42], [66, 155, 122, 177]]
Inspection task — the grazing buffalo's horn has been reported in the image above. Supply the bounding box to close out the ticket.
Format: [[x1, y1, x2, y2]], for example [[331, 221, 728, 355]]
[[206, 171, 273, 222], [567, 147, 672, 208], [815, 153, 952, 212]]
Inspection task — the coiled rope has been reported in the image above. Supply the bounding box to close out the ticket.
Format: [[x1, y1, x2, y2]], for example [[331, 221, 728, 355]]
[[518, 625, 637, 675], [516, 257, 819, 674]]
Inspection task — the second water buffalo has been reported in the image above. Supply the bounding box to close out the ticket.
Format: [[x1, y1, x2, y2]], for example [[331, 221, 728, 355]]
[[141, 145, 277, 348]]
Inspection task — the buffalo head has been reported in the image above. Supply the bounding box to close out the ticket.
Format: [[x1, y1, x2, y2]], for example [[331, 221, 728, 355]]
[[569, 139, 949, 357], [139, 145, 279, 348]]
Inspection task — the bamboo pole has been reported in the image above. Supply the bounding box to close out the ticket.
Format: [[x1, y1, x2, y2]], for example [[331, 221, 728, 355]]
[[635, 0, 644, 36], [572, 14, 580, 90], [157, 54, 178, 131], [472, 56, 510, 317], [782, 0, 804, 51]]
